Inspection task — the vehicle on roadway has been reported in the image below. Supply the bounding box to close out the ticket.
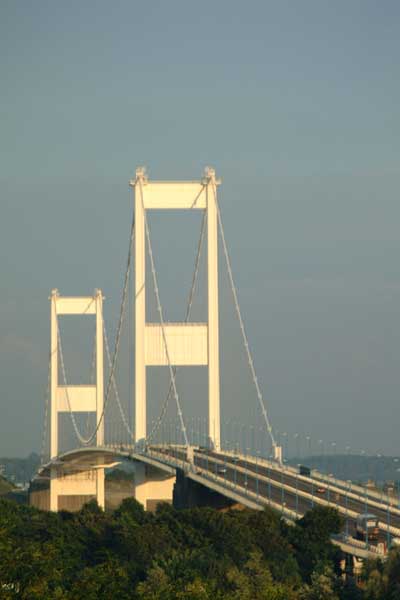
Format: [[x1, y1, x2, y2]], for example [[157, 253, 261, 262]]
[[299, 465, 311, 477], [356, 513, 379, 542]]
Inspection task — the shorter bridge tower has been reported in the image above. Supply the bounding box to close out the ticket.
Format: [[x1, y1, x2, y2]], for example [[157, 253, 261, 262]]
[[49, 289, 105, 510]]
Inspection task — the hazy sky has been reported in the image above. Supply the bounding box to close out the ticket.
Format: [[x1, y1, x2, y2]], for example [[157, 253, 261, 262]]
[[1, 1, 400, 457]]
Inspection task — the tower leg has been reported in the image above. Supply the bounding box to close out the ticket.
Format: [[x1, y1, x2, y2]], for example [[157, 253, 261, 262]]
[[96, 468, 105, 509], [50, 466, 58, 511], [135, 176, 146, 445], [207, 174, 221, 451], [50, 290, 58, 459]]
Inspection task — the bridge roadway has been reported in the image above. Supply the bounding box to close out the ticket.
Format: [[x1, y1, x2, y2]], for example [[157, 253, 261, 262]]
[[203, 450, 400, 530], [146, 445, 400, 558]]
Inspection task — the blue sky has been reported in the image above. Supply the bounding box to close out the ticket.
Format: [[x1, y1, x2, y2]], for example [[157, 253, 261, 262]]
[[1, 1, 400, 456]]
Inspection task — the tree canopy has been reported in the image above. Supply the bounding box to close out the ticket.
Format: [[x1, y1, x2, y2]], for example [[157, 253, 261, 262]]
[[0, 497, 393, 599]]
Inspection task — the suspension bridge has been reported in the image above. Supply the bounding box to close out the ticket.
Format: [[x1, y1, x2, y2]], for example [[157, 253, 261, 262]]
[[30, 167, 400, 562]]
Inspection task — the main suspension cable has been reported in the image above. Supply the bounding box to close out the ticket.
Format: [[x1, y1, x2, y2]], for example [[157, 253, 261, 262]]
[[211, 178, 277, 449], [40, 353, 51, 464], [147, 207, 207, 443], [85, 331, 97, 435], [103, 320, 135, 441], [57, 320, 94, 445], [137, 173, 189, 448], [55, 207, 136, 447]]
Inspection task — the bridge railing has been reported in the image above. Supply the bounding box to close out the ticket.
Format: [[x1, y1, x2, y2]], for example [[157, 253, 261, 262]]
[[217, 449, 400, 517]]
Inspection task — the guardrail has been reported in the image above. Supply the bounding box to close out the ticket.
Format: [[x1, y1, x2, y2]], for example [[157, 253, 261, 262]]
[[214, 449, 400, 519], [147, 446, 400, 540]]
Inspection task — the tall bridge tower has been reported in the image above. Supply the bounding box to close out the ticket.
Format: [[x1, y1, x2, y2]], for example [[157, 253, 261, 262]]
[[130, 167, 221, 450]]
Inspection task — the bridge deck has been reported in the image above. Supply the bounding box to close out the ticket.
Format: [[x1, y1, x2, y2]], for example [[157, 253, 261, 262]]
[[35, 444, 397, 559]]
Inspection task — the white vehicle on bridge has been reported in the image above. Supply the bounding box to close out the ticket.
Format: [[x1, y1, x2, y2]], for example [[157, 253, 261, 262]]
[[356, 513, 379, 542]]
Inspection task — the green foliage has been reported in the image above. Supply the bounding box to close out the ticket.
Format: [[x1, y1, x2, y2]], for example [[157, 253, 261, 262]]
[[0, 498, 363, 599], [300, 565, 340, 600], [362, 548, 400, 600], [225, 551, 296, 600], [289, 506, 344, 580]]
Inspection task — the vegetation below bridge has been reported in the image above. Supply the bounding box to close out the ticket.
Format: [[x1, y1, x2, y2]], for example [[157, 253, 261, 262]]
[[0, 499, 399, 599]]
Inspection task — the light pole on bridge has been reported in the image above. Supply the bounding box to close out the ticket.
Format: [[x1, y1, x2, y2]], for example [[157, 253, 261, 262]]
[[256, 451, 260, 499], [294, 433, 300, 459], [345, 480, 352, 538], [245, 448, 250, 493], [295, 465, 300, 516], [306, 435, 311, 458]]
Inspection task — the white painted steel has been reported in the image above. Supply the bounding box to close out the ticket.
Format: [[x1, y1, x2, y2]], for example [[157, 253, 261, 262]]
[[56, 386, 96, 412], [95, 291, 104, 446], [145, 323, 208, 366], [50, 291, 58, 459], [49, 290, 105, 509], [55, 297, 96, 315], [130, 181, 207, 210], [134, 173, 146, 443], [206, 170, 221, 451], [130, 168, 222, 451]]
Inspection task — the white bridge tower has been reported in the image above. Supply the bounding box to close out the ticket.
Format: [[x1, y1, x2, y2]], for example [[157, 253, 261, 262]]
[[130, 167, 221, 450], [49, 289, 105, 510]]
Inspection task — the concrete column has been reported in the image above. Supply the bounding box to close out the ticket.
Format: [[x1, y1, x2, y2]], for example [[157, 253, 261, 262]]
[[50, 466, 58, 511], [96, 468, 105, 509], [50, 290, 58, 459], [134, 462, 146, 505], [95, 290, 104, 446], [135, 172, 146, 444], [133, 462, 175, 510], [49, 467, 102, 512], [207, 173, 221, 451]]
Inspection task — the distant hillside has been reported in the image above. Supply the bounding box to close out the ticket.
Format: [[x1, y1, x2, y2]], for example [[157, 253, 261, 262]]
[[0, 452, 40, 484], [288, 454, 400, 486]]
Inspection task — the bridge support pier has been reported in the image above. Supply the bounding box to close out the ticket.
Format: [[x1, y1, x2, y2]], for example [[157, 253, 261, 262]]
[[49, 466, 105, 512], [133, 462, 175, 511]]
